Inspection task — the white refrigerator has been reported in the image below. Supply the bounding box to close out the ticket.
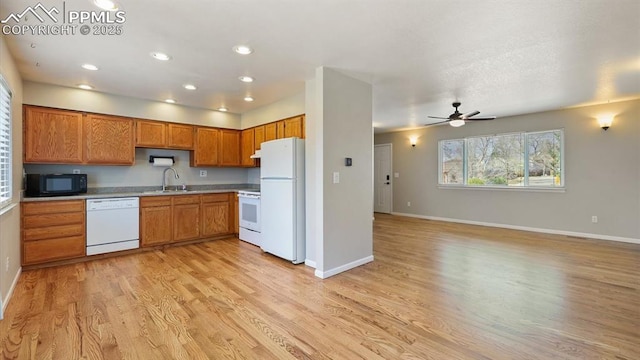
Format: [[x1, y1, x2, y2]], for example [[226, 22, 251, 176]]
[[260, 137, 305, 264]]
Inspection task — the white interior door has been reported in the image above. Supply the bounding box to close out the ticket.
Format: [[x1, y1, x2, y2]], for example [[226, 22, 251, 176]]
[[374, 144, 392, 213]]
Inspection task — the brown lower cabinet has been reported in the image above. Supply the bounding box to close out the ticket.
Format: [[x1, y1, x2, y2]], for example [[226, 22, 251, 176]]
[[21, 200, 86, 266], [139, 196, 173, 246], [173, 195, 201, 241], [21, 193, 237, 267], [201, 193, 232, 237], [140, 193, 234, 247]]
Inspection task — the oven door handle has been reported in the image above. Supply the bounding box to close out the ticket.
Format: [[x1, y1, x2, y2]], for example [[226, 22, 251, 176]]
[[238, 194, 261, 199]]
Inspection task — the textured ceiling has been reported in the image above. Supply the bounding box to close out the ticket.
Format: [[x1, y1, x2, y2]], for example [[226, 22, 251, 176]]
[[1, 0, 639, 132]]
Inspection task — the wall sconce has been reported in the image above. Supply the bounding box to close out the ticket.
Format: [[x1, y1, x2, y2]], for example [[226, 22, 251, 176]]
[[598, 116, 613, 131], [409, 136, 418, 147]]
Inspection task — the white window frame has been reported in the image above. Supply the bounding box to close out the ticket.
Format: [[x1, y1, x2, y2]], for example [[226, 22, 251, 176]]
[[0, 75, 12, 209], [438, 129, 564, 192]]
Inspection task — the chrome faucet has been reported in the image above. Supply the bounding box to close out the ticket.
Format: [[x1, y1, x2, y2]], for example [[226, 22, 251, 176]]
[[162, 167, 179, 191]]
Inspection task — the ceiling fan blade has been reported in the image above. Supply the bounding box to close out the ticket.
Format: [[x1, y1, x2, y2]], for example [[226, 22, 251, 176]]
[[427, 116, 450, 120], [465, 116, 496, 121], [424, 120, 450, 127], [461, 110, 480, 119]]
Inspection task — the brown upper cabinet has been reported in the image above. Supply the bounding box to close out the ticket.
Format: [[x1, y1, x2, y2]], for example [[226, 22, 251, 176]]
[[167, 123, 195, 149], [85, 114, 135, 165], [264, 122, 277, 143], [218, 129, 241, 166], [24, 104, 303, 168], [284, 115, 305, 139], [135, 120, 166, 148], [252, 114, 305, 151], [254, 126, 265, 151], [24, 105, 134, 165], [24, 106, 84, 164], [135, 120, 194, 150], [240, 128, 256, 167], [276, 121, 285, 139], [191, 127, 241, 167], [191, 127, 220, 167]]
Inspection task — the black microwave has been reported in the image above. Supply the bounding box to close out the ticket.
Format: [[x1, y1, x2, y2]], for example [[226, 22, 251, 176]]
[[26, 174, 88, 197]]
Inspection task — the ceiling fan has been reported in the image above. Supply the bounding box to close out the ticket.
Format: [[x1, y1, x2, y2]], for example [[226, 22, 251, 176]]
[[427, 102, 496, 127]]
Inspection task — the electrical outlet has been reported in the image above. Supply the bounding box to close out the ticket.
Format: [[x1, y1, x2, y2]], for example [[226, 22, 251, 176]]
[[72, 169, 81, 174], [591, 216, 598, 223], [407, 201, 411, 207], [200, 170, 207, 177]]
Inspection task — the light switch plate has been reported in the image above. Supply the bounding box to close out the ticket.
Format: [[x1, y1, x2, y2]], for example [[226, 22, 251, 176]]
[[333, 172, 340, 184], [394, 172, 399, 178]]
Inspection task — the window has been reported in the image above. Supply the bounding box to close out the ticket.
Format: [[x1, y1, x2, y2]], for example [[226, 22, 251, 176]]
[[0, 75, 12, 209], [439, 129, 563, 188]]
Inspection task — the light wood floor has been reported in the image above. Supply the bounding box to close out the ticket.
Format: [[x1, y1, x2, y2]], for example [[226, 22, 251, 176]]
[[1, 214, 639, 359]]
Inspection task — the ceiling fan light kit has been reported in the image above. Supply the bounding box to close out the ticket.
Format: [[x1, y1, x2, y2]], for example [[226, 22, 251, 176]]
[[449, 119, 465, 127], [427, 102, 496, 127]]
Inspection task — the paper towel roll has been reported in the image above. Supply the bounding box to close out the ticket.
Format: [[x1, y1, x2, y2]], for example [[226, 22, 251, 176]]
[[152, 158, 174, 167]]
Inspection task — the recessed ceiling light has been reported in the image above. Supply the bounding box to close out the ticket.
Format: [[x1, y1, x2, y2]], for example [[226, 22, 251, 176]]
[[150, 52, 172, 61], [165, 99, 176, 104], [218, 107, 228, 112], [238, 76, 254, 83], [93, 0, 119, 11], [78, 84, 93, 90], [244, 96, 254, 102], [233, 45, 253, 55], [183, 84, 197, 90], [81, 64, 99, 71]]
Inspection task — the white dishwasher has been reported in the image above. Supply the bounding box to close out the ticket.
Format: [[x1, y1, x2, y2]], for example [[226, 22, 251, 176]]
[[86, 197, 140, 255]]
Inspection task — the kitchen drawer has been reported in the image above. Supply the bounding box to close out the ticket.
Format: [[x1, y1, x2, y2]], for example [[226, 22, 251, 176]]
[[140, 196, 172, 207], [23, 236, 85, 265], [23, 212, 84, 229], [23, 223, 84, 241], [22, 200, 85, 215], [172, 195, 200, 205], [201, 193, 230, 203]]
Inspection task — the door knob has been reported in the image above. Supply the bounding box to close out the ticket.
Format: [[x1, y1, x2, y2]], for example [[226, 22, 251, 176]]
[[385, 182, 390, 185]]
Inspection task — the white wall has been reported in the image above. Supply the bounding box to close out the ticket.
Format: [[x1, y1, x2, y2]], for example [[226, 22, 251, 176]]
[[304, 79, 317, 265], [312, 67, 374, 278], [0, 34, 23, 318], [23, 81, 241, 129], [241, 92, 305, 129], [375, 99, 640, 242]]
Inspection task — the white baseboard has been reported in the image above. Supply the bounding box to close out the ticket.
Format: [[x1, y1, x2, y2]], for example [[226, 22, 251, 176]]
[[391, 212, 640, 245], [1, 267, 21, 319], [314, 255, 374, 279], [304, 259, 316, 268]]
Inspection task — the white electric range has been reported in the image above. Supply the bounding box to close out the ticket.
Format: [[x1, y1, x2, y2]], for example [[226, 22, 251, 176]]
[[237, 190, 261, 246]]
